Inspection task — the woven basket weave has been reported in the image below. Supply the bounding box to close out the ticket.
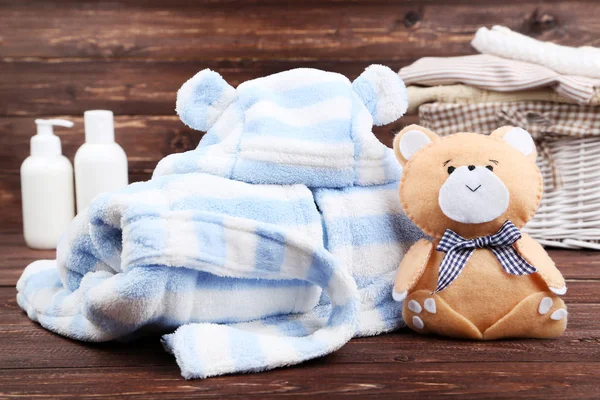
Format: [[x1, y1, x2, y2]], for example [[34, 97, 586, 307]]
[[529, 137, 600, 249], [418, 101, 600, 250]]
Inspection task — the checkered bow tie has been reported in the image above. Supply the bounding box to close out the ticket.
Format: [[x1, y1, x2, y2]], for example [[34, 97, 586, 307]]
[[434, 221, 537, 293]]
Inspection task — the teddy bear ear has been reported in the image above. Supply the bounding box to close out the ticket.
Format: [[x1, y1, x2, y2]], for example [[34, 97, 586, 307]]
[[352, 64, 408, 126], [176, 69, 238, 132], [490, 126, 537, 160], [393, 124, 440, 166]]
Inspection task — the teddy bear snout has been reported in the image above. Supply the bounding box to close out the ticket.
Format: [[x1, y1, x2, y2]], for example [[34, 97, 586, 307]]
[[438, 165, 510, 224]]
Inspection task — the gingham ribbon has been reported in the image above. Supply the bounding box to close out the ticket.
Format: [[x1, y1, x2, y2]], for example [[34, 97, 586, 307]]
[[434, 221, 537, 293]]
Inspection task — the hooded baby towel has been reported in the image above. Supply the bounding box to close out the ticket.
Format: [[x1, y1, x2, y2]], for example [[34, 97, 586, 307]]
[[17, 65, 422, 379]]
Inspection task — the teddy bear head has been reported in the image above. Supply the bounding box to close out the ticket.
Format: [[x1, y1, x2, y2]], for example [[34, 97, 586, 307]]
[[393, 125, 542, 239]]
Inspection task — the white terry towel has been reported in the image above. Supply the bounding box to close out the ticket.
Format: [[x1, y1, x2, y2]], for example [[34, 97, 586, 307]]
[[472, 25, 600, 80]]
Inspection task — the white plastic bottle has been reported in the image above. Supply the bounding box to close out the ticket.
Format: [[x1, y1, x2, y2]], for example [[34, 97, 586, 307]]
[[75, 110, 128, 212], [21, 119, 75, 249]]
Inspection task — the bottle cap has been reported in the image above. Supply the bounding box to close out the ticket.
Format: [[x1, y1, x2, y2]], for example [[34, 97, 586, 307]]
[[84, 110, 114, 144], [32, 119, 74, 157]]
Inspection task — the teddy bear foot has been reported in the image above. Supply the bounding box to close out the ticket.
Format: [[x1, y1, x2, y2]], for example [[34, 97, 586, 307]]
[[403, 290, 483, 339], [407, 299, 426, 329], [408, 298, 438, 329], [538, 296, 568, 320], [483, 292, 567, 340]]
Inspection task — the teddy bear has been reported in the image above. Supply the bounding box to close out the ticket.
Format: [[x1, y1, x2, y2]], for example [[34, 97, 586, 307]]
[[391, 124, 568, 340]]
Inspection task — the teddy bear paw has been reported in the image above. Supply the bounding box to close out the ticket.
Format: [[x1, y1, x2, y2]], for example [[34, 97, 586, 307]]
[[408, 300, 425, 329], [550, 309, 568, 321], [538, 297, 553, 315], [392, 290, 407, 302], [412, 316, 425, 329], [424, 298, 437, 314], [538, 296, 568, 320], [408, 300, 422, 313], [407, 298, 437, 329], [549, 286, 567, 295]]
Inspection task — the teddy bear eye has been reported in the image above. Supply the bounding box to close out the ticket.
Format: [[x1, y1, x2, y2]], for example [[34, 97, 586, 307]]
[[447, 166, 456, 175], [486, 165, 494, 172]]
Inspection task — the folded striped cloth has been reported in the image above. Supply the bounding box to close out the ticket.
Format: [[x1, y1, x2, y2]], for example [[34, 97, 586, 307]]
[[406, 84, 576, 114], [17, 65, 423, 379], [399, 54, 600, 105]]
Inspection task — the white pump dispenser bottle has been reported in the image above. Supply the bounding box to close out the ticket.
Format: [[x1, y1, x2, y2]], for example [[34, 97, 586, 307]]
[[74, 110, 128, 212], [21, 119, 75, 249]]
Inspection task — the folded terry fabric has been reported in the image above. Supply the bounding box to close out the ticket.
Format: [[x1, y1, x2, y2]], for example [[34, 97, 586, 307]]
[[406, 84, 578, 114], [17, 65, 423, 379], [472, 25, 600, 80], [399, 54, 600, 105]]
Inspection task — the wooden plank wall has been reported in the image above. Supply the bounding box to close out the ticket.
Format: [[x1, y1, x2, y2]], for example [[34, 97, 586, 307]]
[[1, 0, 599, 233]]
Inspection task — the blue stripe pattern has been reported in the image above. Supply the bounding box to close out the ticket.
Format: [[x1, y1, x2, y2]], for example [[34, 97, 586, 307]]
[[16, 66, 417, 380]]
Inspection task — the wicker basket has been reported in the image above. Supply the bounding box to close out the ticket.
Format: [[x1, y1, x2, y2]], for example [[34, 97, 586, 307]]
[[418, 101, 600, 249], [528, 137, 600, 249]]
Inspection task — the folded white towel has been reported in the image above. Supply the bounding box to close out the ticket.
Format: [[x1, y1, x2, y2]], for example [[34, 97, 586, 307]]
[[472, 25, 600, 79]]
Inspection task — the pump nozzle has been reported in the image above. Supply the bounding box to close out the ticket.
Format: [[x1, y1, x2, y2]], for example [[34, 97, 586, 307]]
[[35, 119, 74, 133], [32, 119, 74, 156]]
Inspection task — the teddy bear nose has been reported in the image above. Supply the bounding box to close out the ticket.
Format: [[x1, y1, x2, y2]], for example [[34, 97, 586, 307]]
[[468, 165, 476, 171]]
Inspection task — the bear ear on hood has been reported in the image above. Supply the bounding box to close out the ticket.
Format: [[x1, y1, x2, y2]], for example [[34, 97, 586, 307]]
[[490, 126, 537, 161], [393, 124, 439, 166], [176, 69, 238, 132], [352, 65, 408, 126]]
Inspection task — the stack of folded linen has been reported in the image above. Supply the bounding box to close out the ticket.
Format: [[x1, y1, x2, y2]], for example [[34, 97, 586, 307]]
[[400, 26, 600, 250]]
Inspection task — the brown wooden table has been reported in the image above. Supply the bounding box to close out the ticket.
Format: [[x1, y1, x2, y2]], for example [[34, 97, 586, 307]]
[[2, 1, 600, 397], [1, 233, 598, 398]]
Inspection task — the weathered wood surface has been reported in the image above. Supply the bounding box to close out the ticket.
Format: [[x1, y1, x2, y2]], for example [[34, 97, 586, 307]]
[[1, 0, 600, 397], [1, 363, 599, 399], [1, 1, 598, 61], [2, 1, 599, 117]]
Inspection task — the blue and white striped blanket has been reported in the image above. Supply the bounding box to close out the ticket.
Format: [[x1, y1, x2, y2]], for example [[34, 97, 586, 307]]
[[17, 65, 422, 379]]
